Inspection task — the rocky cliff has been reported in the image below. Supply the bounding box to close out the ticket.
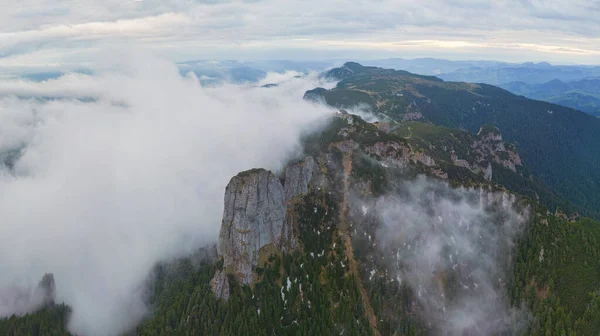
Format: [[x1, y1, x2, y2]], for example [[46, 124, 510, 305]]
[[217, 169, 287, 285], [213, 160, 316, 294], [209, 270, 230, 301]]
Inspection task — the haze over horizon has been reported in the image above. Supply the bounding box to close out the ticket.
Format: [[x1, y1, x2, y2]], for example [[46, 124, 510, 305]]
[[2, 0, 600, 73]]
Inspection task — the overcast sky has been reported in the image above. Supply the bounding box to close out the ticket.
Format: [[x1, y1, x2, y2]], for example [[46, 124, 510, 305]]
[[1, 0, 600, 70]]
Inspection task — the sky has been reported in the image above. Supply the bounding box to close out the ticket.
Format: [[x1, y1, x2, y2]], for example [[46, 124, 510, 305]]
[[1, 0, 600, 70]]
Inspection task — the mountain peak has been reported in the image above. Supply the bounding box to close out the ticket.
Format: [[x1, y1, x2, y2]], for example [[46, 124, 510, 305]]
[[342, 62, 366, 72], [322, 62, 368, 80]]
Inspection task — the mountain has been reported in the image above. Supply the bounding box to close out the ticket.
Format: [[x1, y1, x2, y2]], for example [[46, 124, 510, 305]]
[[131, 112, 600, 335], [357, 59, 600, 87], [3, 108, 600, 335], [306, 62, 600, 219], [360, 58, 508, 76], [500, 78, 600, 117]]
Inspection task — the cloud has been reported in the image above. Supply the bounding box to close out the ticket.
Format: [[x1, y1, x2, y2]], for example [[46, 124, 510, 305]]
[[358, 176, 530, 335], [1, 0, 600, 65], [0, 52, 334, 335]]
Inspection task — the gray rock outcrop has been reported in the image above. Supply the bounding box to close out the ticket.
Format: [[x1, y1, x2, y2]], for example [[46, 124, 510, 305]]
[[484, 162, 493, 181], [217, 169, 286, 285], [210, 270, 230, 300], [284, 156, 315, 202], [212, 160, 317, 297]]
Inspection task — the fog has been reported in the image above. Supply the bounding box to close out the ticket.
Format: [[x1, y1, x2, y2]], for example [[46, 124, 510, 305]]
[[0, 54, 334, 335], [372, 177, 530, 335]]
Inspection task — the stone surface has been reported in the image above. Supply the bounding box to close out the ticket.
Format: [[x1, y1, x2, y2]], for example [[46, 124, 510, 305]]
[[284, 156, 315, 202], [217, 169, 286, 285], [282, 157, 315, 251], [477, 125, 503, 142], [484, 162, 493, 181], [210, 270, 230, 301]]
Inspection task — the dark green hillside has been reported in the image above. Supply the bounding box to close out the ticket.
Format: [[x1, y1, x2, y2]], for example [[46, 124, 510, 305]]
[[308, 63, 600, 218], [0, 304, 71, 336], [512, 211, 600, 335]]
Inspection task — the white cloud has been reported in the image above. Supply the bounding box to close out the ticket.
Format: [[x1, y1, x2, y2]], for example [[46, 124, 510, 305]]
[[0, 52, 334, 335], [370, 177, 530, 335], [1, 0, 599, 65]]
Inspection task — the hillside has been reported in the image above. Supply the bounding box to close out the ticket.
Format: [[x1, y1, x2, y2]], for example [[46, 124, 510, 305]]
[[500, 79, 600, 118], [306, 62, 600, 219], [3, 112, 600, 335]]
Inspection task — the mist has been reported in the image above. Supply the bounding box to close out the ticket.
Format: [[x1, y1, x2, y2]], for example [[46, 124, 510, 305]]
[[368, 176, 530, 335], [0, 54, 334, 335]]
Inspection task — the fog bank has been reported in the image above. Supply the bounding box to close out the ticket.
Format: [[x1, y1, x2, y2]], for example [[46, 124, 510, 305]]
[[373, 177, 530, 335], [0, 54, 333, 335]]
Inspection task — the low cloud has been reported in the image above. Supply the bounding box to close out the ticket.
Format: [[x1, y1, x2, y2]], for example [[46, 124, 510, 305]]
[[0, 53, 333, 335], [367, 177, 530, 335]]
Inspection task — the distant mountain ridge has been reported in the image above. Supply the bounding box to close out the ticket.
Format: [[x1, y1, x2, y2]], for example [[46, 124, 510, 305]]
[[500, 78, 600, 117], [439, 65, 600, 85]]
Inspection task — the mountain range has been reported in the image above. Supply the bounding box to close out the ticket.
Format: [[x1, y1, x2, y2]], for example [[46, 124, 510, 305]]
[[500, 78, 600, 117], [359, 58, 600, 117]]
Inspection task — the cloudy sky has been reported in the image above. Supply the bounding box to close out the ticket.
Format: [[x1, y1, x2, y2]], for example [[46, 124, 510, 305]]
[[1, 0, 600, 70]]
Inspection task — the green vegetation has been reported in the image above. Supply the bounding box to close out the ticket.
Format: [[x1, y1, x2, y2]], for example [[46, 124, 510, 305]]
[[236, 168, 265, 178], [390, 121, 580, 216], [5, 168, 600, 335], [511, 211, 600, 335], [352, 153, 387, 195], [135, 192, 373, 336], [313, 63, 600, 219], [301, 113, 406, 157], [0, 304, 71, 336]]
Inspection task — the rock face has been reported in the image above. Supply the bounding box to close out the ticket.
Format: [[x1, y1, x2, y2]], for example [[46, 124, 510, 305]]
[[217, 169, 286, 285], [469, 126, 522, 174], [364, 141, 436, 168], [484, 163, 493, 181], [281, 157, 315, 251], [284, 157, 315, 202], [402, 101, 424, 121], [212, 161, 318, 298], [210, 270, 230, 301], [477, 125, 503, 142]]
